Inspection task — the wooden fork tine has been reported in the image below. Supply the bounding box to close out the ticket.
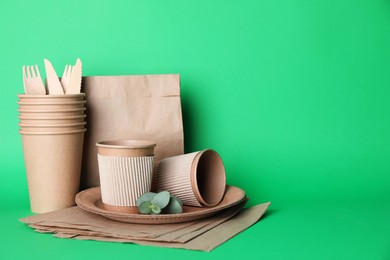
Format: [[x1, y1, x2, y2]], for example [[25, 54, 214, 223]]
[[31, 65, 37, 78], [22, 66, 27, 93], [35, 65, 42, 80], [26, 66, 31, 78]]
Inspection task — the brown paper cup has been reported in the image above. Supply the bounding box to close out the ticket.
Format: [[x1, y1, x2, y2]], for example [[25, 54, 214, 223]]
[[18, 101, 86, 110], [17, 93, 85, 102], [20, 129, 86, 213], [18, 108, 86, 117], [154, 149, 226, 207], [19, 115, 86, 124], [96, 140, 156, 210], [19, 122, 86, 132]]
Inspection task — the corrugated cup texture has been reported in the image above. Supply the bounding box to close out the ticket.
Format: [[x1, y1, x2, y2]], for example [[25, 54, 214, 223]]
[[98, 155, 154, 206], [154, 152, 202, 207], [154, 149, 227, 207]]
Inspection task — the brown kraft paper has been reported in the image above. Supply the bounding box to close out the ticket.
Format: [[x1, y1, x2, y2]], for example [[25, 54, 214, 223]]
[[20, 202, 270, 251], [20, 201, 246, 241], [80, 74, 184, 188]]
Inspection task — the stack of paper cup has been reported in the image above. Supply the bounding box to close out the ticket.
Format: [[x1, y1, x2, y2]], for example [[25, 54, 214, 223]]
[[17, 94, 86, 213]]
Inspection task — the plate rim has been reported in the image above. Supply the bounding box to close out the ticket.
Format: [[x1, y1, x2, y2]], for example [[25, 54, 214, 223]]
[[75, 185, 246, 223]]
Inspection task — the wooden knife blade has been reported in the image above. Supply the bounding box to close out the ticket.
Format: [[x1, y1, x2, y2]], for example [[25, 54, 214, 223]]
[[44, 59, 64, 95]]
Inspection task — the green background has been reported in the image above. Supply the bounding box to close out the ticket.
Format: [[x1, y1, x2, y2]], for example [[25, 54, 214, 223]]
[[1, 0, 390, 259]]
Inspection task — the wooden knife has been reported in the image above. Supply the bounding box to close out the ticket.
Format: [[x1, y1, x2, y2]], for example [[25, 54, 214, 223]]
[[44, 59, 64, 95]]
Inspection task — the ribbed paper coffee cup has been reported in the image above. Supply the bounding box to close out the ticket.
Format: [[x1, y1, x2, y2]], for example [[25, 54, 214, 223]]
[[20, 129, 86, 213], [96, 140, 156, 210], [154, 149, 226, 207], [97, 155, 154, 207]]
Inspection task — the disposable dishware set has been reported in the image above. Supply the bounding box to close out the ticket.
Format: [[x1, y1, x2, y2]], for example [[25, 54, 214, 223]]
[[18, 65, 270, 251]]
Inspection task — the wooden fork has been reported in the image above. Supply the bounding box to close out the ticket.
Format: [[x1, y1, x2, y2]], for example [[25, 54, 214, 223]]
[[61, 64, 73, 93], [22, 65, 46, 95]]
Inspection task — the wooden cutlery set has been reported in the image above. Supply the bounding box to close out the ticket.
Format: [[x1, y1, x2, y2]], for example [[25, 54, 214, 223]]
[[23, 58, 82, 95]]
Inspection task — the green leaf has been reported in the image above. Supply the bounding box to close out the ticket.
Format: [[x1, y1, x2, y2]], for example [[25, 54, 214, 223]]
[[171, 195, 183, 207], [151, 204, 161, 214], [136, 192, 156, 207], [163, 196, 183, 214], [151, 191, 170, 209], [138, 201, 152, 214]]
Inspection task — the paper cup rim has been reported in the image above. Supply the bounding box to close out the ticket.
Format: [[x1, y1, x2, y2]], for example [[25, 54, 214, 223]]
[[19, 115, 86, 120], [19, 129, 86, 135], [18, 100, 86, 105], [191, 149, 226, 207], [18, 108, 86, 113], [17, 93, 85, 98], [19, 122, 86, 128], [96, 140, 156, 149]]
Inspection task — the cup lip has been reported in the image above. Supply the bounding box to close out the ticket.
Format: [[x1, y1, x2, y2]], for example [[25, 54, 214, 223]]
[[19, 115, 86, 120], [191, 149, 226, 207], [17, 93, 85, 98], [19, 122, 86, 128], [19, 129, 87, 135], [18, 100, 86, 105], [18, 108, 86, 113], [96, 140, 156, 149]]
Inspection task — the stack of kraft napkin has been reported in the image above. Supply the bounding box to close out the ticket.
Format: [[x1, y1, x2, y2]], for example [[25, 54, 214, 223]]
[[20, 201, 270, 252]]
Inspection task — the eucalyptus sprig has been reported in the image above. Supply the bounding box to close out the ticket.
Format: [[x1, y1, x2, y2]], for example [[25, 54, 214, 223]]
[[136, 191, 183, 214]]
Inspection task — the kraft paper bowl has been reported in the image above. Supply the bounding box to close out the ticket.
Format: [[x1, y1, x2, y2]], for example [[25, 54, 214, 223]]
[[18, 108, 86, 117], [19, 115, 86, 125], [154, 149, 226, 207], [19, 122, 86, 132], [17, 93, 85, 102], [96, 140, 156, 211], [20, 129, 86, 213], [18, 100, 86, 110]]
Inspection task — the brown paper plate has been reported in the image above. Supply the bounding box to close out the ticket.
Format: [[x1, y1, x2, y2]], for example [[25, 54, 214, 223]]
[[75, 185, 246, 224]]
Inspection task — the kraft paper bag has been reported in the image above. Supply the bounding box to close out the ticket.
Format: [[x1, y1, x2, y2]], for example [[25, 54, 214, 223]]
[[80, 74, 184, 188]]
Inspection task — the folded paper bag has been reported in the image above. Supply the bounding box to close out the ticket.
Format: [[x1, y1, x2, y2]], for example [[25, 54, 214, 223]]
[[81, 74, 184, 188]]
